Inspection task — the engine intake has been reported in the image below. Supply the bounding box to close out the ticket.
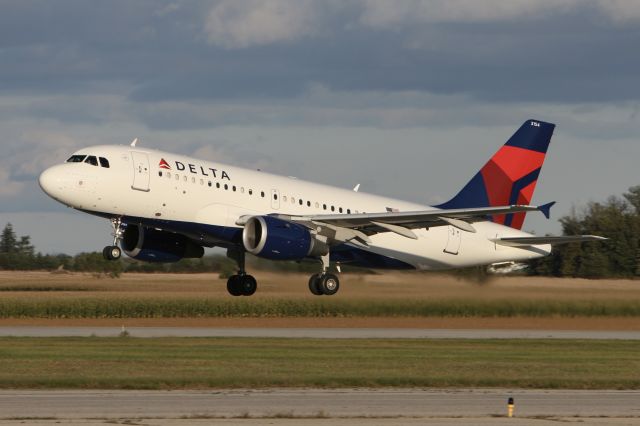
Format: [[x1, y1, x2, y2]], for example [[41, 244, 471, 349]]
[[121, 224, 204, 263], [242, 216, 328, 260]]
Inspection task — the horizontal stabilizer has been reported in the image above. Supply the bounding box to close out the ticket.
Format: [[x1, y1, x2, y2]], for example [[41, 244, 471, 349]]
[[492, 235, 607, 247], [538, 201, 556, 219]]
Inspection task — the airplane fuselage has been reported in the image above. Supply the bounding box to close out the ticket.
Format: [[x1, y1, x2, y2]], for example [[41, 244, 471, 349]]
[[39, 144, 550, 271]]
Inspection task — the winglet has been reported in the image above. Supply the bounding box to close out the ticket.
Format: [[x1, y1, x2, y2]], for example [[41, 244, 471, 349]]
[[130, 138, 138, 147], [538, 201, 556, 219], [353, 184, 360, 192]]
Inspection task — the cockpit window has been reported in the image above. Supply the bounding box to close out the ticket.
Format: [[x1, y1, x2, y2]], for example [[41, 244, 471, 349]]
[[99, 157, 110, 168], [67, 155, 86, 163], [84, 156, 98, 166]]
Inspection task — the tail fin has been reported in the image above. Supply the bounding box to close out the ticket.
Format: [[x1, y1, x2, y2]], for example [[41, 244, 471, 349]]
[[436, 119, 555, 230]]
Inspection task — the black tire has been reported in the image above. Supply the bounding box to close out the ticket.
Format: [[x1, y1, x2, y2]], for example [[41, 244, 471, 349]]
[[308, 273, 322, 296], [102, 246, 112, 260], [226, 275, 243, 296], [319, 273, 340, 296], [103, 246, 121, 261], [240, 275, 257, 296]]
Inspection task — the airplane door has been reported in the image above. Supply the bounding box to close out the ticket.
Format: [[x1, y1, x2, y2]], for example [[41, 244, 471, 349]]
[[131, 152, 151, 192], [443, 226, 461, 255], [271, 189, 280, 210]]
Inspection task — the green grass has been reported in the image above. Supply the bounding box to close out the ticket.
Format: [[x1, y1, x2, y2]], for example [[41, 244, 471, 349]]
[[0, 297, 639, 318], [0, 337, 638, 389]]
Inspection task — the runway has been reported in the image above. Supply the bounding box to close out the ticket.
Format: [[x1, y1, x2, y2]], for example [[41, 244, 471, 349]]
[[0, 326, 639, 339], [0, 389, 638, 425]]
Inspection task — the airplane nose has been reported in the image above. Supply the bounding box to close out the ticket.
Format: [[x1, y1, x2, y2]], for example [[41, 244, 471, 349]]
[[38, 165, 65, 200]]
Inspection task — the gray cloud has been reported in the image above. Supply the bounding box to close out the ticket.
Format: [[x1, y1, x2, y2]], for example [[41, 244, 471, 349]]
[[1, 1, 638, 104]]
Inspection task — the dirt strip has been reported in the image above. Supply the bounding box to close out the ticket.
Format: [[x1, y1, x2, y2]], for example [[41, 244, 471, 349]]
[[1, 316, 639, 330]]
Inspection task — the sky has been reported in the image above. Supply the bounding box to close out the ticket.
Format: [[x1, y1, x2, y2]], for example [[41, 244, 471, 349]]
[[0, 0, 639, 254]]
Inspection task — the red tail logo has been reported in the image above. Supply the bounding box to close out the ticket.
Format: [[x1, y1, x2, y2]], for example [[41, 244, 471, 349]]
[[159, 158, 171, 170]]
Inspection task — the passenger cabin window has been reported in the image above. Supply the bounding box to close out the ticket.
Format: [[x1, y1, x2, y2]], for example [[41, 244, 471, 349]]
[[84, 156, 98, 166], [67, 155, 86, 163], [99, 157, 110, 168]]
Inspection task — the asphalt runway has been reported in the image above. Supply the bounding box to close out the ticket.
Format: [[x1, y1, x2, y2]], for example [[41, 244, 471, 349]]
[[0, 389, 638, 425], [0, 326, 639, 339]]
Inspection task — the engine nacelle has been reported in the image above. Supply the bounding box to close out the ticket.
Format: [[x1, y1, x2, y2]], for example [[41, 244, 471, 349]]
[[242, 216, 328, 260], [121, 224, 204, 263]]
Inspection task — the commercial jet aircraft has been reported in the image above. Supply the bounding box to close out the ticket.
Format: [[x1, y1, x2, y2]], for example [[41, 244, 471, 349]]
[[39, 119, 604, 296]]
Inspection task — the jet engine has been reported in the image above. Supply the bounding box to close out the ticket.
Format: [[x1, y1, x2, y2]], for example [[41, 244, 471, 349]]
[[242, 215, 328, 260], [121, 224, 204, 263]]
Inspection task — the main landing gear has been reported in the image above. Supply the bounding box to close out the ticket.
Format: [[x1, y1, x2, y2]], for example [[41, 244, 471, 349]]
[[226, 248, 257, 296], [224, 249, 341, 297], [307, 253, 340, 296], [103, 218, 123, 261]]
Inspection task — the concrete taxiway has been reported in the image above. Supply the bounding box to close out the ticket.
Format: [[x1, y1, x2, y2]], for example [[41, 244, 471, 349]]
[[0, 326, 639, 339], [0, 389, 638, 425]]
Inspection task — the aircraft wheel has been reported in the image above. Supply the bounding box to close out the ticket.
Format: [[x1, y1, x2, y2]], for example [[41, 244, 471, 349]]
[[226, 275, 243, 296], [239, 275, 257, 296], [103, 245, 121, 261], [308, 273, 323, 296], [318, 273, 340, 296]]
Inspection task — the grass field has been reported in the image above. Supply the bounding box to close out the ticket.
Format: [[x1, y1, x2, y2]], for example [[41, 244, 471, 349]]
[[0, 337, 638, 389], [0, 271, 639, 320]]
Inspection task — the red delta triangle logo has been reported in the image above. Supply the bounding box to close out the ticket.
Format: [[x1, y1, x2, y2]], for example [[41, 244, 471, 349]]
[[159, 158, 171, 170]]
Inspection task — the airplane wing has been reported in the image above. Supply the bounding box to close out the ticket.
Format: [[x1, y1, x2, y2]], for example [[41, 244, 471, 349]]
[[258, 204, 547, 245], [491, 235, 607, 247]]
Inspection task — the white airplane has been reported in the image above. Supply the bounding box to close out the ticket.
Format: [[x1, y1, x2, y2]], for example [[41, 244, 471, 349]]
[[39, 120, 604, 296]]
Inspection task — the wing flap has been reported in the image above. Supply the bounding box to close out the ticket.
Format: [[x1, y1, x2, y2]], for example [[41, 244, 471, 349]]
[[289, 204, 541, 231]]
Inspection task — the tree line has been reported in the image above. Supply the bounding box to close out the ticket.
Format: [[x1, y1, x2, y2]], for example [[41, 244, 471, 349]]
[[528, 186, 640, 278], [1, 186, 638, 278], [0, 223, 238, 277]]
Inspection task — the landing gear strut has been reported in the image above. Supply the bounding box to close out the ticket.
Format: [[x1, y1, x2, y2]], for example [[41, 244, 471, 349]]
[[308, 253, 340, 296], [226, 248, 258, 296], [103, 218, 123, 261]]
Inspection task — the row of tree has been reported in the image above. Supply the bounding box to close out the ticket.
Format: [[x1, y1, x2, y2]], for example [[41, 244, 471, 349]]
[[1, 186, 638, 278], [0, 224, 239, 277], [529, 186, 640, 278]]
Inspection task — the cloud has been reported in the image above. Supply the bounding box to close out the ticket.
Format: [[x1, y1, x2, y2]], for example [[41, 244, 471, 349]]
[[0, 169, 25, 197], [357, 0, 640, 28], [596, 0, 640, 24], [357, 0, 573, 28], [204, 0, 320, 49]]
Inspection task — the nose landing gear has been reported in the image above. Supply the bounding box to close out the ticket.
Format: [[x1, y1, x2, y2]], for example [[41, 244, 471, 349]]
[[103, 218, 123, 261], [226, 248, 258, 296]]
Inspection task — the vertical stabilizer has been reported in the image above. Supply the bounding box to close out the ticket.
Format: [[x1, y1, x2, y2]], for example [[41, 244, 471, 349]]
[[436, 120, 555, 229]]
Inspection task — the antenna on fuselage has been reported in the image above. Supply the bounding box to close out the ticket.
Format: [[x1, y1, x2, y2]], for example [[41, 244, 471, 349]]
[[130, 138, 139, 147]]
